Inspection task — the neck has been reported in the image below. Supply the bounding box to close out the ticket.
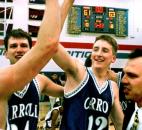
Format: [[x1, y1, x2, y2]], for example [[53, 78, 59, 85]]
[[92, 67, 109, 87], [92, 67, 108, 79]]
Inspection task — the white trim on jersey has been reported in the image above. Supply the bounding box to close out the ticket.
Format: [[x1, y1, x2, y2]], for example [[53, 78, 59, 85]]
[[88, 67, 114, 106], [14, 83, 30, 98], [33, 78, 41, 98], [88, 67, 109, 94], [64, 72, 89, 98]]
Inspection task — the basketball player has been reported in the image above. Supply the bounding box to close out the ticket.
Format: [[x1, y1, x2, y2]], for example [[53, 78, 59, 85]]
[[0, 0, 62, 129], [84, 46, 134, 115], [52, 2, 124, 128], [5, 29, 64, 130], [53, 35, 124, 130], [54, 38, 124, 129]]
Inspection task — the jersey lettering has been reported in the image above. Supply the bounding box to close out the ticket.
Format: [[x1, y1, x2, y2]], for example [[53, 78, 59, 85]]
[[84, 97, 108, 113], [88, 116, 107, 130], [11, 103, 38, 120]]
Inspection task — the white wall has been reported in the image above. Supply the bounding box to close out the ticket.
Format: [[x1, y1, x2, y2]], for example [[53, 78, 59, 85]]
[[1, 0, 142, 44]]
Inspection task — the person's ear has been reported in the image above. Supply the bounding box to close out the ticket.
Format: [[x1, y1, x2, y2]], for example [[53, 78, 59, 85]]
[[111, 55, 116, 63], [4, 50, 9, 59], [4, 50, 7, 57]]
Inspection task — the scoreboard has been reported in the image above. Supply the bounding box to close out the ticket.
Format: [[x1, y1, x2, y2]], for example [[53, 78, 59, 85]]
[[68, 5, 128, 37], [68, 6, 82, 34]]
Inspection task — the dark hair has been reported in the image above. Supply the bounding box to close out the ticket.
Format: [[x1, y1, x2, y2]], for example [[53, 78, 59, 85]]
[[4, 28, 32, 50], [53, 101, 61, 108], [95, 35, 118, 56], [84, 54, 92, 67], [128, 48, 142, 59], [60, 73, 67, 81]]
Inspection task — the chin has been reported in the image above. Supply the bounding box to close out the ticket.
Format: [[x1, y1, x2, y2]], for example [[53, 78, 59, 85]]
[[95, 66, 104, 70], [93, 64, 102, 68]]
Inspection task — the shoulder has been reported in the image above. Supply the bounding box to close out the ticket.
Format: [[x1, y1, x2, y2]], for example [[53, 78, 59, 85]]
[[110, 80, 118, 87], [109, 80, 119, 97], [36, 74, 48, 79], [35, 74, 50, 92], [110, 80, 118, 88]]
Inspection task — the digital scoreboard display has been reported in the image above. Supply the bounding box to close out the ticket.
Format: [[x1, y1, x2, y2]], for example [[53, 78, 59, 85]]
[[68, 6, 82, 34], [68, 5, 128, 37], [82, 6, 91, 32]]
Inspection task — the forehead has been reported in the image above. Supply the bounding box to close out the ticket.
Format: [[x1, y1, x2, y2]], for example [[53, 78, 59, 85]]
[[93, 40, 112, 49], [8, 37, 29, 45], [124, 57, 142, 74]]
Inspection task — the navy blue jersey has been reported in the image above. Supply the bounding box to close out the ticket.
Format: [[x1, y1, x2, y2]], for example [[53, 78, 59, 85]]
[[6, 79, 40, 130], [60, 68, 113, 130]]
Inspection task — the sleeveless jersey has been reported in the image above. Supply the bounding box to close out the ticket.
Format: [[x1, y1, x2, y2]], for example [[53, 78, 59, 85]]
[[60, 68, 114, 130], [6, 79, 40, 130]]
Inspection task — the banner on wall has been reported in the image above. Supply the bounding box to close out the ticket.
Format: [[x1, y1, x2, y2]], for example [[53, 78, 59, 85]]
[[0, 45, 129, 72]]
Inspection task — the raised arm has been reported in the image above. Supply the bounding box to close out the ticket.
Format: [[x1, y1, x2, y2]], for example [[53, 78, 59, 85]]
[[110, 81, 124, 130], [61, 0, 75, 29], [0, 0, 61, 97], [53, 0, 85, 80]]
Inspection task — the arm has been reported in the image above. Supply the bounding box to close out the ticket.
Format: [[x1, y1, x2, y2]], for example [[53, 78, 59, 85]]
[[37, 74, 64, 97], [53, 0, 77, 74], [51, 109, 60, 130], [0, 0, 61, 96], [110, 81, 124, 130], [53, 0, 87, 92], [0, 99, 7, 129], [60, 0, 75, 29]]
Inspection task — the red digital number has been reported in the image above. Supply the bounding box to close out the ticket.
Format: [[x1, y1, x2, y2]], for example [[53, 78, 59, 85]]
[[95, 23, 104, 29], [95, 7, 104, 13]]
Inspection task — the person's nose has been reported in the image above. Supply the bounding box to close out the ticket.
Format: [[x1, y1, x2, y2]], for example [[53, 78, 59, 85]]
[[16, 46, 23, 52], [96, 49, 103, 56], [122, 74, 128, 84]]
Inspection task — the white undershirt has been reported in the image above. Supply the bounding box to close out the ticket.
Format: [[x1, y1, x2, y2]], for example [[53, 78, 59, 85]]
[[126, 103, 142, 130]]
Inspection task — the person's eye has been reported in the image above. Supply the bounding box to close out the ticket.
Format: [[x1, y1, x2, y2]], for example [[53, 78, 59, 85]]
[[93, 47, 98, 52], [103, 48, 109, 53], [21, 44, 29, 48], [10, 44, 17, 48], [127, 72, 138, 79]]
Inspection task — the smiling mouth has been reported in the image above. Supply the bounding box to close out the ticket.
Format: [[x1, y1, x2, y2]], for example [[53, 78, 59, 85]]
[[94, 59, 105, 62], [15, 54, 23, 57], [15, 56, 23, 59]]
